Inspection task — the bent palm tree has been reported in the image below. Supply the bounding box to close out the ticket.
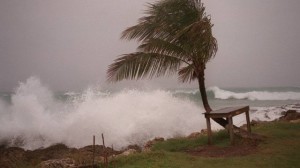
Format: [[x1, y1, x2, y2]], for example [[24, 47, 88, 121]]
[[107, 0, 228, 128]]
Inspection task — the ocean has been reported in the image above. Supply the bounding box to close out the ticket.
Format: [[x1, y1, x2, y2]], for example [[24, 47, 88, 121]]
[[0, 77, 299, 150]]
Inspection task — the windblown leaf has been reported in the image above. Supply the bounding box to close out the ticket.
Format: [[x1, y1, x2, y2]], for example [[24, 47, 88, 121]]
[[107, 52, 181, 82], [178, 64, 197, 83], [137, 38, 191, 62]]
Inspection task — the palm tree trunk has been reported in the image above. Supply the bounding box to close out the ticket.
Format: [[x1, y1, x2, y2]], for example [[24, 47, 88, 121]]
[[198, 72, 228, 128], [198, 74, 212, 113]]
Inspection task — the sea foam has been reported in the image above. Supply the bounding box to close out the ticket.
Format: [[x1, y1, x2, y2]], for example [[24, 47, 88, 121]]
[[209, 86, 300, 101], [0, 77, 297, 150], [0, 77, 206, 150]]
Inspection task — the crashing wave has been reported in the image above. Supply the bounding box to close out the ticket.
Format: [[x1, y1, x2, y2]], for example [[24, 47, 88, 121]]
[[0, 77, 205, 150], [1, 78, 299, 150], [208, 86, 300, 101]]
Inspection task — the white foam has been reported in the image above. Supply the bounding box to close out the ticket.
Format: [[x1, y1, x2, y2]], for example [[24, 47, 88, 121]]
[[1, 78, 297, 150], [209, 86, 300, 101], [172, 89, 199, 95], [0, 77, 206, 150]]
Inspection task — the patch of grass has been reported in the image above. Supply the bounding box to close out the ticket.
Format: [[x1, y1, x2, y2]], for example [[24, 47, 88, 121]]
[[3, 122, 299, 168], [151, 137, 206, 152], [151, 130, 230, 152], [253, 121, 300, 139], [112, 121, 300, 168]]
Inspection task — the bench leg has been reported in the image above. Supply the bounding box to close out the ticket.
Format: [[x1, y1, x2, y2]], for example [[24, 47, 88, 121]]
[[245, 111, 251, 133], [206, 117, 212, 145], [226, 117, 230, 132], [228, 117, 234, 145]]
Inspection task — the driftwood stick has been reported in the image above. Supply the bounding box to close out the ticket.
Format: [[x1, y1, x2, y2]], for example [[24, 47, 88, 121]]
[[92, 135, 95, 167]]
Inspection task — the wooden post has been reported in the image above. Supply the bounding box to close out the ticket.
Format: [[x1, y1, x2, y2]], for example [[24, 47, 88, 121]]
[[92, 135, 95, 167], [228, 117, 234, 145], [226, 117, 230, 133], [111, 144, 115, 168], [245, 111, 251, 133], [102, 133, 108, 168], [206, 117, 212, 145], [102, 133, 105, 147]]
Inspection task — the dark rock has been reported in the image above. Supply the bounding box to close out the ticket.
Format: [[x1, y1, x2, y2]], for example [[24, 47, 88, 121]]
[[240, 120, 268, 129], [143, 137, 165, 150], [187, 130, 207, 139], [201, 129, 208, 135], [281, 111, 287, 116], [0, 147, 26, 168], [0, 147, 26, 159], [125, 144, 142, 153], [250, 120, 266, 126], [153, 137, 164, 142], [187, 132, 201, 138], [39, 158, 75, 168], [279, 110, 300, 121], [26, 143, 71, 162], [119, 149, 137, 156]]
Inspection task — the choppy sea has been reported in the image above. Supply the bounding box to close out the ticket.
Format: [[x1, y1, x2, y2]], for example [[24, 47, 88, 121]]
[[0, 77, 299, 150]]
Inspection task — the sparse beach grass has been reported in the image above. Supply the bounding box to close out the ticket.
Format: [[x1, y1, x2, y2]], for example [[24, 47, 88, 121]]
[[1, 121, 300, 168], [150, 130, 229, 152], [111, 121, 300, 168]]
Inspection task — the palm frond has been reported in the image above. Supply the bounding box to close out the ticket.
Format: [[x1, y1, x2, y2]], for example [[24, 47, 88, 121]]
[[107, 52, 182, 82], [137, 38, 192, 64], [175, 17, 218, 64], [178, 64, 197, 83], [121, 0, 202, 42], [121, 16, 157, 42]]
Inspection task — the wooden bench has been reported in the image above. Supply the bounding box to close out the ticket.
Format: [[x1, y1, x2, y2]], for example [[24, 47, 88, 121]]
[[204, 106, 251, 145]]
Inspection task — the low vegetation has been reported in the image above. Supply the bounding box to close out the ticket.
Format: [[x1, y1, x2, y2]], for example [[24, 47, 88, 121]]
[[1, 121, 299, 167], [112, 121, 300, 168]]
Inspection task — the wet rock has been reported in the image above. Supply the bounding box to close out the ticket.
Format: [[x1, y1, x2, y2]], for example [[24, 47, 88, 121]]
[[290, 119, 300, 123], [119, 149, 137, 156], [292, 104, 300, 109], [153, 137, 164, 142], [0, 147, 26, 158], [187, 132, 201, 138], [281, 111, 287, 116], [0, 147, 26, 168], [39, 158, 75, 168], [250, 120, 261, 126], [279, 110, 300, 121], [143, 137, 165, 151], [26, 144, 71, 162], [264, 113, 271, 119], [187, 130, 207, 139], [125, 144, 142, 153], [240, 120, 267, 129], [79, 145, 120, 156], [201, 129, 208, 135]]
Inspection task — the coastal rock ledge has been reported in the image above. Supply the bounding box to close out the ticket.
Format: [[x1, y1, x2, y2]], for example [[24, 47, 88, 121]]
[[39, 158, 75, 168], [279, 110, 300, 121]]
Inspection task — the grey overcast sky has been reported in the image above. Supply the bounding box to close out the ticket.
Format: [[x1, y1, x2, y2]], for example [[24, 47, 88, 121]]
[[0, 0, 299, 91]]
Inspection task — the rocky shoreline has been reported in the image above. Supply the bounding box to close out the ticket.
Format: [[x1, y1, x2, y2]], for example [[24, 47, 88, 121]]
[[1, 110, 300, 168]]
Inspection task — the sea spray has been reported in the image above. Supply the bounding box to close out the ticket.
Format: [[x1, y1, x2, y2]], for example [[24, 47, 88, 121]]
[[0, 77, 207, 150], [1, 77, 299, 150], [0, 77, 67, 149]]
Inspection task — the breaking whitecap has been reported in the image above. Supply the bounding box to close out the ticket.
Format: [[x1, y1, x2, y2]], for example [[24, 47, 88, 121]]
[[0, 77, 299, 150]]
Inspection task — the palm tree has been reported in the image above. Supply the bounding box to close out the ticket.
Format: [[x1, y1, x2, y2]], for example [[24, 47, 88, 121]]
[[107, 0, 228, 128]]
